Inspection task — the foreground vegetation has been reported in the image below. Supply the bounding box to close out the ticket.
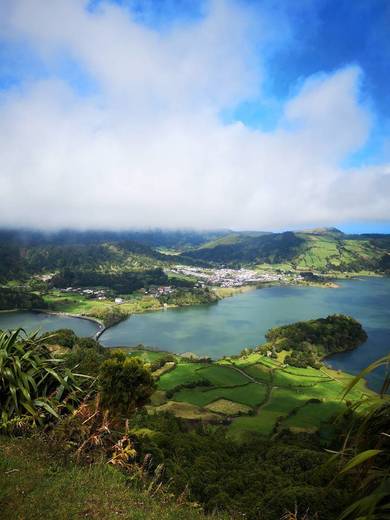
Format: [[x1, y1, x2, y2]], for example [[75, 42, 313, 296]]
[[0, 436, 227, 520], [0, 323, 388, 519]]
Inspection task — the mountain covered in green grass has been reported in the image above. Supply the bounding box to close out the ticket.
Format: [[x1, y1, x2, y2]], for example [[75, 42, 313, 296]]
[[182, 228, 390, 272], [0, 228, 389, 283]]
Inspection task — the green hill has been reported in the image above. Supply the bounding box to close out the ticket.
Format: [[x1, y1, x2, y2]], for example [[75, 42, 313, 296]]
[[182, 229, 390, 272], [183, 231, 304, 266], [1, 228, 389, 278], [0, 230, 214, 283]]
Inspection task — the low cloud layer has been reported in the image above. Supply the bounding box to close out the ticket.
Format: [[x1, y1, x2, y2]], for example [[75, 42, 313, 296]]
[[0, 0, 389, 230]]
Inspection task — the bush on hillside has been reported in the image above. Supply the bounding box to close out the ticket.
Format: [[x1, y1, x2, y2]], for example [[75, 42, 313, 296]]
[[41, 328, 77, 348], [99, 352, 155, 416], [65, 346, 108, 378]]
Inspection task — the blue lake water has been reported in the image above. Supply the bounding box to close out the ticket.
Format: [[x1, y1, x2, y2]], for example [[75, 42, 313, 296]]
[[100, 277, 390, 389], [0, 311, 99, 338], [0, 278, 389, 389]]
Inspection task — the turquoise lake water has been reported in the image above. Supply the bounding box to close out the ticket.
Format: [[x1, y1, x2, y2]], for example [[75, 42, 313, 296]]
[[0, 278, 389, 389], [0, 311, 99, 338], [100, 277, 390, 389]]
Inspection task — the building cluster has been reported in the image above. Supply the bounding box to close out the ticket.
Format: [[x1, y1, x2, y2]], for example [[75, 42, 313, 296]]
[[144, 286, 175, 297], [58, 287, 108, 300], [170, 266, 302, 288]]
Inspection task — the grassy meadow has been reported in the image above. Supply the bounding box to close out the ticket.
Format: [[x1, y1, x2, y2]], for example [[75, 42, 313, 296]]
[[44, 290, 163, 319], [134, 348, 374, 438]]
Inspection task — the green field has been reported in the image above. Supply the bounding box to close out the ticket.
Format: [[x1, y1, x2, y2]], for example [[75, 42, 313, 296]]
[[282, 401, 342, 430], [44, 291, 162, 321], [157, 363, 207, 390], [228, 413, 277, 436], [196, 365, 250, 386], [241, 363, 273, 383], [272, 369, 330, 387], [148, 349, 373, 437], [173, 382, 268, 408]]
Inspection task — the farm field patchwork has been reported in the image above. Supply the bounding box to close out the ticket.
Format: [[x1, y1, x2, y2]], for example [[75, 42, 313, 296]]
[[148, 348, 373, 437]]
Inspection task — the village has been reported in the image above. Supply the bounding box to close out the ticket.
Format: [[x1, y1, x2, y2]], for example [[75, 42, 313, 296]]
[[54, 265, 306, 304], [56, 282, 176, 303], [169, 265, 303, 287]]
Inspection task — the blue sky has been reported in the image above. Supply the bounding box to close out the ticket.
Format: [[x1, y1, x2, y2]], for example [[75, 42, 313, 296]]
[[0, 0, 389, 231]]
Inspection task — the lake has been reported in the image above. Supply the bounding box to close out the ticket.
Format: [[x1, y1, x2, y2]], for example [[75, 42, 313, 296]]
[[0, 311, 100, 338], [100, 277, 390, 389], [0, 278, 389, 389]]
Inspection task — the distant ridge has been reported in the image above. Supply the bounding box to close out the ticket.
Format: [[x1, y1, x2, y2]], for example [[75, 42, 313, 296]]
[[0, 227, 389, 277], [181, 229, 390, 272], [299, 227, 344, 236]]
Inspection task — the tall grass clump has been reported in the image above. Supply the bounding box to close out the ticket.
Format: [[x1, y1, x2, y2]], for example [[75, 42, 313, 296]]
[[334, 354, 390, 520], [0, 328, 87, 431]]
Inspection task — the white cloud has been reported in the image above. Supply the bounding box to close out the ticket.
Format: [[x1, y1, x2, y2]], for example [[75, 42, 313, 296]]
[[0, 0, 389, 230]]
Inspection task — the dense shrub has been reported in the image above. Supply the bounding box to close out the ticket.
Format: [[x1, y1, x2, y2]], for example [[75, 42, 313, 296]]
[[0, 287, 47, 310], [76, 337, 105, 352], [149, 354, 176, 372], [129, 412, 352, 520], [65, 347, 108, 378], [41, 328, 77, 348], [99, 352, 155, 416]]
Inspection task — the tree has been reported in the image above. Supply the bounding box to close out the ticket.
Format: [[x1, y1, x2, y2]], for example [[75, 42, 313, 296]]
[[99, 352, 155, 417]]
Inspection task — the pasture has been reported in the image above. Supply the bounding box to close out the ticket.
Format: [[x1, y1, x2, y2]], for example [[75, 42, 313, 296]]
[[147, 348, 373, 437]]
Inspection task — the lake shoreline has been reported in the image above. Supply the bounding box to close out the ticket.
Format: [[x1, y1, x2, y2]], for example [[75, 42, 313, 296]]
[[88, 274, 383, 342], [97, 276, 389, 393], [30, 309, 105, 339]]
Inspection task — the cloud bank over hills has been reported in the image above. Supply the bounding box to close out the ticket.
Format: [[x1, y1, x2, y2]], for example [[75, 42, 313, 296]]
[[0, 0, 389, 230]]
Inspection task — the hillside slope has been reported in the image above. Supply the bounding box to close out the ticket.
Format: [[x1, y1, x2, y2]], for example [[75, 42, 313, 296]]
[[182, 228, 390, 272], [183, 232, 304, 266], [1, 228, 389, 278], [0, 436, 228, 520]]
